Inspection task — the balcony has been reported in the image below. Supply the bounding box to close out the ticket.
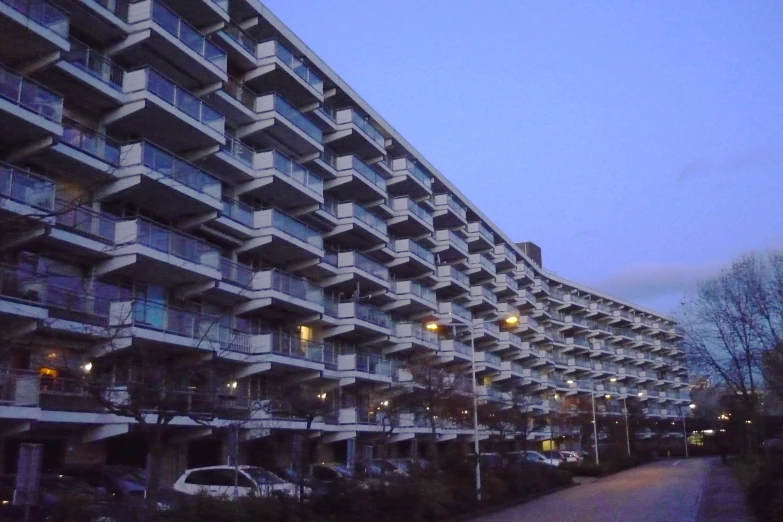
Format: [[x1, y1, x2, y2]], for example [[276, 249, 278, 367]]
[[388, 158, 432, 198], [511, 315, 539, 336], [110, 299, 221, 351], [466, 221, 494, 251], [433, 229, 469, 262], [385, 280, 437, 314], [324, 155, 386, 200], [466, 254, 496, 281], [434, 264, 470, 297], [465, 285, 498, 312], [337, 354, 392, 383], [492, 244, 517, 271], [388, 238, 436, 277], [48, 201, 117, 256], [388, 322, 439, 354], [326, 108, 386, 156], [322, 251, 390, 293], [437, 300, 472, 326], [474, 350, 502, 372], [228, 149, 323, 208], [229, 208, 324, 263], [49, 39, 126, 110], [470, 319, 501, 342], [0, 64, 63, 148], [493, 273, 519, 298], [104, 68, 224, 151], [609, 309, 634, 325], [0, 0, 69, 61], [563, 314, 589, 332], [514, 263, 536, 285], [497, 331, 524, 353], [328, 301, 391, 338], [238, 93, 322, 155], [245, 39, 323, 104], [98, 218, 221, 284], [0, 163, 55, 219], [388, 196, 433, 236], [324, 202, 387, 247], [432, 193, 468, 228], [234, 270, 324, 316], [103, 141, 222, 218], [35, 120, 120, 181], [119, 0, 227, 84], [55, 0, 131, 43], [559, 293, 590, 312], [438, 339, 472, 363], [248, 333, 337, 372]]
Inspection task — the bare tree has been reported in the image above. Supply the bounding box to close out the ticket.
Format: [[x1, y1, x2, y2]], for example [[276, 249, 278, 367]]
[[677, 251, 783, 418]]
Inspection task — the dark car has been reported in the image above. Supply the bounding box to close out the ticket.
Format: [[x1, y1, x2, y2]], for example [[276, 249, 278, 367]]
[[0, 474, 112, 521], [265, 465, 329, 497], [52, 465, 186, 510]]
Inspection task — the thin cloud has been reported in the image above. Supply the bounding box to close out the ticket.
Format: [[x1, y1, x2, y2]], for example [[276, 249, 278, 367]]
[[594, 261, 721, 302], [677, 147, 782, 182]]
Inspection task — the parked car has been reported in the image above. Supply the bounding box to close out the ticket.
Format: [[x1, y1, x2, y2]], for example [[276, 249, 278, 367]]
[[173, 466, 303, 498], [0, 474, 116, 521], [264, 465, 328, 497], [560, 450, 581, 463], [541, 450, 568, 463], [521, 451, 562, 467], [53, 465, 187, 510], [382, 458, 432, 474]]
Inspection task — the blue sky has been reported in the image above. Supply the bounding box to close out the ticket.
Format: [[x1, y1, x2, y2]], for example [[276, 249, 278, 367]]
[[263, 0, 783, 314]]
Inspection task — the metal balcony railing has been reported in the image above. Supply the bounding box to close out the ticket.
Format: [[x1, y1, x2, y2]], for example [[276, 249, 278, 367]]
[[131, 299, 220, 341], [137, 142, 222, 197], [0, 162, 55, 210], [1, 0, 69, 37], [150, 0, 226, 69], [263, 271, 323, 305], [219, 135, 254, 167], [144, 69, 224, 131], [136, 219, 220, 269], [63, 39, 124, 90], [54, 200, 116, 243], [355, 302, 391, 328], [61, 119, 121, 165], [0, 64, 63, 122], [222, 198, 253, 227], [219, 258, 253, 287]]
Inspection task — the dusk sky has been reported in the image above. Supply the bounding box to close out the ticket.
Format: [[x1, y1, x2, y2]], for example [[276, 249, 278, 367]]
[[264, 0, 783, 315]]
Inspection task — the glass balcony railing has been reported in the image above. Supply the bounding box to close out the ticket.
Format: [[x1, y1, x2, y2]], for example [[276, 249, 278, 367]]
[[449, 301, 472, 322], [393, 239, 435, 265], [271, 94, 322, 142], [403, 159, 432, 187], [92, 0, 129, 20], [354, 252, 389, 280], [406, 199, 433, 224], [61, 120, 121, 165], [54, 200, 115, 243], [136, 219, 220, 269], [0, 162, 55, 210], [350, 110, 384, 146], [272, 151, 323, 196], [316, 100, 336, 122], [449, 266, 470, 287], [261, 40, 324, 94], [355, 302, 391, 328], [140, 142, 221, 197], [484, 351, 502, 367], [150, 1, 226, 70], [264, 271, 323, 305], [439, 194, 467, 219], [323, 297, 338, 318], [132, 299, 219, 340], [356, 355, 392, 377], [219, 136, 254, 167], [350, 204, 387, 235], [392, 280, 436, 303], [222, 198, 253, 227], [222, 23, 256, 55], [224, 77, 256, 111], [62, 40, 124, 90], [1, 0, 69, 37], [145, 69, 224, 132], [446, 231, 469, 253], [477, 255, 495, 273], [219, 258, 253, 287], [479, 286, 498, 304], [0, 64, 63, 123], [451, 340, 472, 357], [271, 210, 323, 249], [269, 333, 334, 366], [350, 156, 386, 190], [394, 322, 438, 344]]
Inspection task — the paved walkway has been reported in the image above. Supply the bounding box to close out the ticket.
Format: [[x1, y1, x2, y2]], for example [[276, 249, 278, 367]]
[[696, 459, 755, 522], [469, 457, 753, 522]]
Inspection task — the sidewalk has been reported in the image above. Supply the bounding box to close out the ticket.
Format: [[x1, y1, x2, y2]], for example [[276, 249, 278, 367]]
[[697, 459, 755, 522]]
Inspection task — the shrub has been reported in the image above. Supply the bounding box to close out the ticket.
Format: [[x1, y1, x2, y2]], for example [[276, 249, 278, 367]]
[[747, 455, 783, 522]]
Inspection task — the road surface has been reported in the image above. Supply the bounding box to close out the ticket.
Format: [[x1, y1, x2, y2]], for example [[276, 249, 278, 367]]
[[471, 458, 714, 522]]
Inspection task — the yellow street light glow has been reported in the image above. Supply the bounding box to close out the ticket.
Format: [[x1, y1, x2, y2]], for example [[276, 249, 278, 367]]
[[604, 394, 611, 399], [426, 322, 439, 331], [637, 392, 644, 396], [609, 378, 617, 382], [504, 316, 519, 325], [689, 404, 696, 409], [567, 380, 574, 384]]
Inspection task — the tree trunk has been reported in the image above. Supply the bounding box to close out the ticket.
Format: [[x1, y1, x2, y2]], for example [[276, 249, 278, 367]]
[[146, 428, 165, 521]]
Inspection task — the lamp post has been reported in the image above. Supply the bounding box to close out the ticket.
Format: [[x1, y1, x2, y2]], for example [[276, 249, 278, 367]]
[[682, 404, 695, 457], [623, 397, 631, 456], [591, 391, 599, 465], [427, 313, 519, 503]]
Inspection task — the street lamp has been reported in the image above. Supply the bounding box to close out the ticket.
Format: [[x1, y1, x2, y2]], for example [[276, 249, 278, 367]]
[[425, 313, 519, 502], [681, 404, 695, 457], [591, 391, 599, 465]]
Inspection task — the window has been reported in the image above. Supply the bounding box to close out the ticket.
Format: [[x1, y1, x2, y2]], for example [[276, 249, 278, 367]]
[[185, 469, 227, 486]]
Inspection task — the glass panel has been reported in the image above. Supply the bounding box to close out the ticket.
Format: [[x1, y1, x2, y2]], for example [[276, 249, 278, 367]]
[[272, 151, 323, 195], [61, 120, 120, 164], [146, 69, 224, 131], [0, 163, 55, 210], [272, 95, 322, 141], [403, 159, 432, 187], [140, 142, 221, 195], [350, 110, 384, 146], [350, 157, 385, 190], [272, 41, 323, 93], [268, 271, 323, 305], [353, 252, 388, 280], [150, 1, 226, 68], [62, 40, 124, 90], [271, 210, 323, 248], [0, 64, 63, 122], [219, 136, 254, 167], [222, 198, 253, 227], [54, 200, 115, 243], [352, 204, 387, 234], [136, 219, 219, 268], [219, 258, 253, 287], [1, 0, 69, 37]]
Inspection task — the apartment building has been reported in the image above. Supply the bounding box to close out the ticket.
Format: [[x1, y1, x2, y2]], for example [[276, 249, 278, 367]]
[[0, 0, 689, 478]]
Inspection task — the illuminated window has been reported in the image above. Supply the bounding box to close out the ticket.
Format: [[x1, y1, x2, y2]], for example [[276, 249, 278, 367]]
[[298, 325, 313, 342]]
